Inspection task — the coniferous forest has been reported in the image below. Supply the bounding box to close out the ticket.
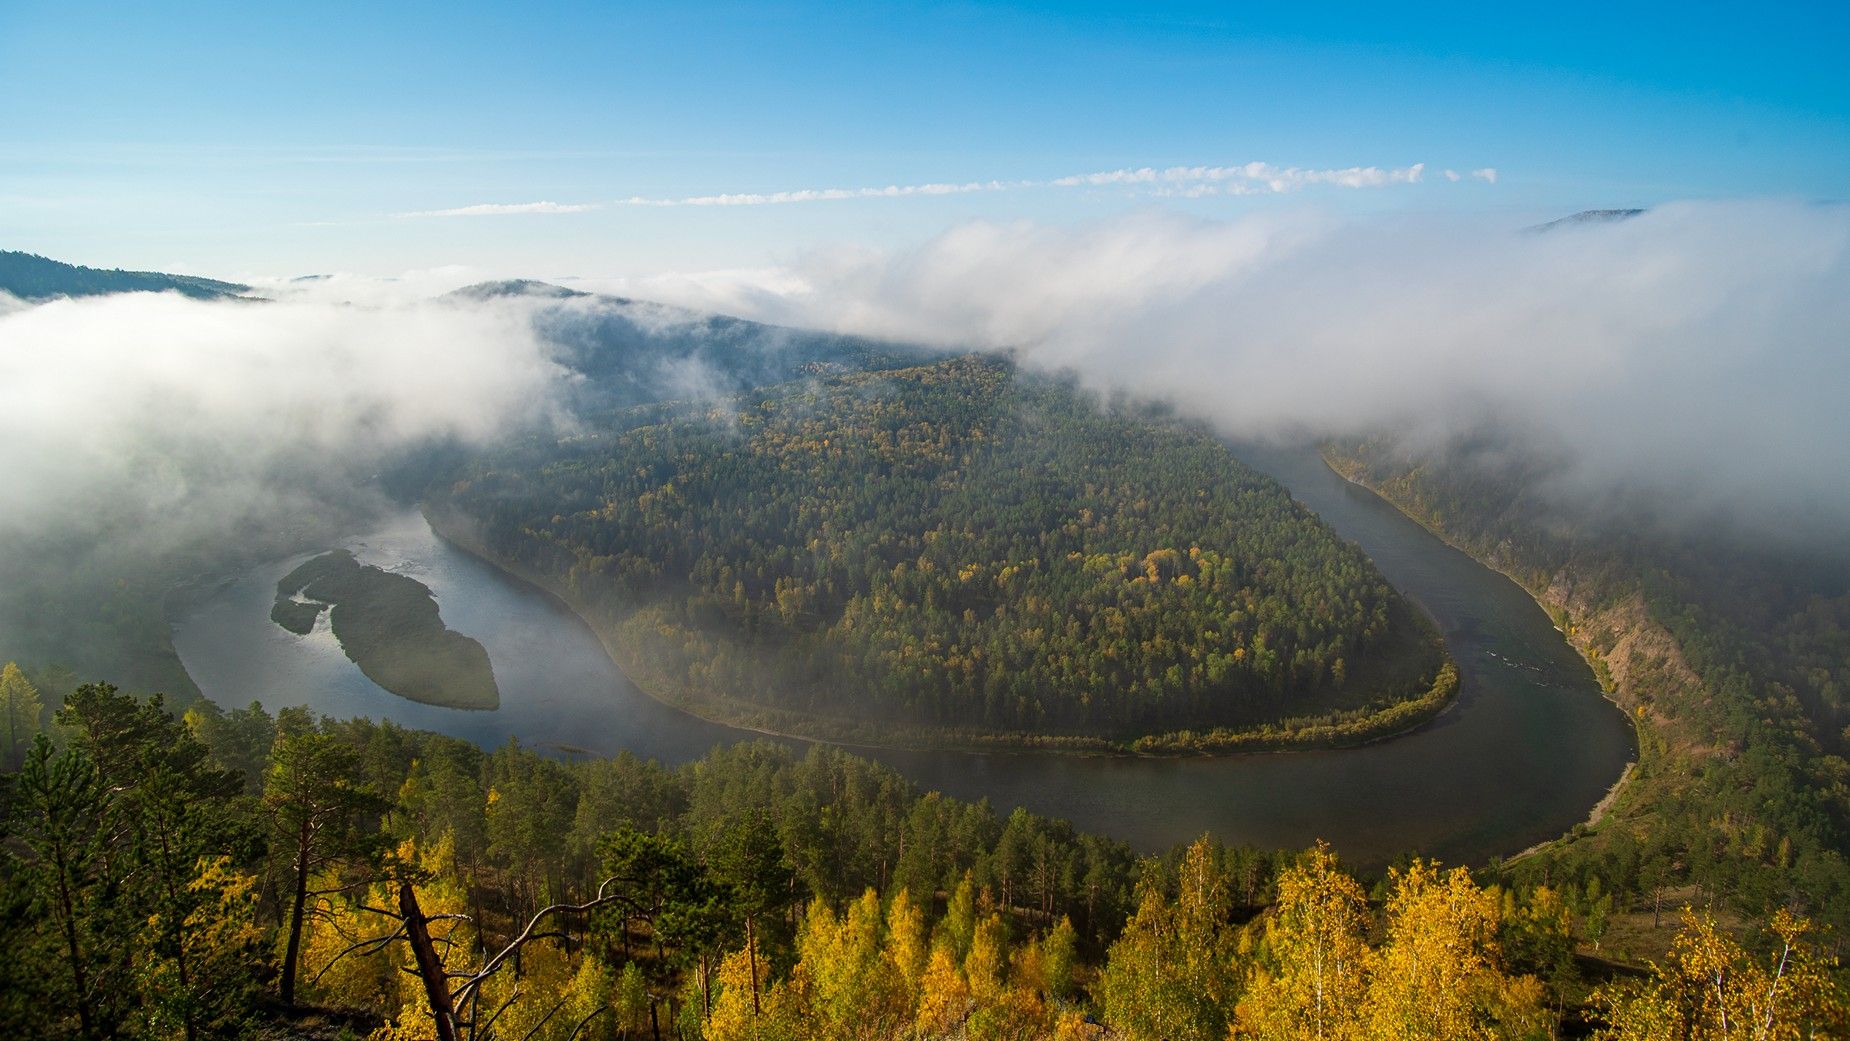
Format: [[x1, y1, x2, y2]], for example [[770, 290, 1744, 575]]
[[4, 674, 1842, 1040], [438, 356, 1447, 748]]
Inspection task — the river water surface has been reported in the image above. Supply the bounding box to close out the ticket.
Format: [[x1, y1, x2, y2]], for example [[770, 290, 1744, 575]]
[[173, 445, 1633, 866]]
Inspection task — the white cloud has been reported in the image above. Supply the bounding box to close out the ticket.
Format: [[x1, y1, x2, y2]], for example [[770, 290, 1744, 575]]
[[0, 289, 568, 552], [636, 201, 1850, 537], [621, 180, 1019, 207], [387, 159, 1481, 218], [399, 200, 600, 218], [1472, 167, 1499, 184], [1444, 169, 1462, 182], [612, 160, 1449, 208]]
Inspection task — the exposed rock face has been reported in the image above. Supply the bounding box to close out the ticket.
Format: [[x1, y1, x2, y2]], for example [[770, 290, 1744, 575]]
[[1540, 574, 1708, 756]]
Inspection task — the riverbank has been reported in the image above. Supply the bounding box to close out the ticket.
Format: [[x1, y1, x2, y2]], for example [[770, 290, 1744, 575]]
[[1316, 449, 1642, 856], [1503, 762, 1637, 864], [421, 500, 1459, 758]]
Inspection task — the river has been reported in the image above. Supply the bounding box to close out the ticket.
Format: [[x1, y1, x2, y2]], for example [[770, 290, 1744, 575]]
[[172, 444, 1634, 866]]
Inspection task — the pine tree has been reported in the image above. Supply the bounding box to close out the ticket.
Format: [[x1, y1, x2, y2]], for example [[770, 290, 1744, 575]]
[[264, 730, 386, 1008], [0, 662, 44, 770], [12, 737, 115, 1039]]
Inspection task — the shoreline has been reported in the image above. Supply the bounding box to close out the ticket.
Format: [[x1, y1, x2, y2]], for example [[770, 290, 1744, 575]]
[[420, 500, 1460, 760], [1503, 761, 1636, 865]]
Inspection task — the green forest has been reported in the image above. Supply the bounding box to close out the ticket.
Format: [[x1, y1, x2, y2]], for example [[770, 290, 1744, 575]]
[[438, 356, 1446, 748], [0, 250, 250, 301], [3, 674, 1840, 1040]]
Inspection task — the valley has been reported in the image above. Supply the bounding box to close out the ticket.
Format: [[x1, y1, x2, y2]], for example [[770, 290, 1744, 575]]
[[173, 441, 1633, 867], [7, 8, 1846, 1033]]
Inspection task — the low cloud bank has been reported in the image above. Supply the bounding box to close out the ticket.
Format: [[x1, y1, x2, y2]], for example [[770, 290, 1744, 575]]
[[624, 200, 1850, 540], [4, 197, 1844, 588], [0, 289, 567, 558]]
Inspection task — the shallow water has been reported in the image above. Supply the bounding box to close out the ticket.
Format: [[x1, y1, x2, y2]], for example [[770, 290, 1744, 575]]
[[173, 444, 1634, 865]]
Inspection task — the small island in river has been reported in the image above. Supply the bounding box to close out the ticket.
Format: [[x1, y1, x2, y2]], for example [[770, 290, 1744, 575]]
[[271, 550, 500, 710]]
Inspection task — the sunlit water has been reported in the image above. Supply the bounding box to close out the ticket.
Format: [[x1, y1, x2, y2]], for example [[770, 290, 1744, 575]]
[[174, 445, 1634, 865]]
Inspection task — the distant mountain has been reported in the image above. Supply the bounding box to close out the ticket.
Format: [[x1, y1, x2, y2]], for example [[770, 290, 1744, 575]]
[[0, 250, 251, 302], [445, 279, 931, 413], [445, 279, 589, 301], [1526, 208, 1646, 233]]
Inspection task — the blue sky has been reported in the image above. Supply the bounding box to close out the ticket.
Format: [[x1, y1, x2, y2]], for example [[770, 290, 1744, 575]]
[[2, 0, 1844, 279]]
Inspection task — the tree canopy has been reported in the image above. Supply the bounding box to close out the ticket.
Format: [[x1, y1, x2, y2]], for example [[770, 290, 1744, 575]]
[[443, 356, 1443, 746]]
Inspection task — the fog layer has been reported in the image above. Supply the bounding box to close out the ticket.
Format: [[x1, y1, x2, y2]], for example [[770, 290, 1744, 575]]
[[625, 200, 1850, 536], [3, 198, 1845, 629], [0, 290, 566, 555]]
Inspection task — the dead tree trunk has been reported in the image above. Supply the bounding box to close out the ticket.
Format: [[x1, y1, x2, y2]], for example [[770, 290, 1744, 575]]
[[401, 882, 459, 1041]]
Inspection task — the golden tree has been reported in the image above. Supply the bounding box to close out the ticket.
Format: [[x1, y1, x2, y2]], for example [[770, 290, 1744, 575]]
[[1096, 838, 1240, 1041], [789, 891, 910, 1041], [705, 946, 800, 1041], [1592, 908, 1848, 1040], [1361, 860, 1542, 1041], [1235, 842, 1370, 1041], [915, 941, 973, 1038], [884, 887, 930, 1008], [0, 661, 43, 769]]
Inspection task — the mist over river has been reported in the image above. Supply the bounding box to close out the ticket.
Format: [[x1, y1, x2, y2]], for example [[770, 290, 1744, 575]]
[[173, 445, 1634, 866]]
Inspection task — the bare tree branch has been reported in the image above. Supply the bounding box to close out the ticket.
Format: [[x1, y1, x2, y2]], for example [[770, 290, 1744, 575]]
[[476, 987, 522, 1038], [517, 995, 570, 1041], [565, 1006, 609, 1041], [450, 875, 634, 1007], [310, 924, 408, 985]]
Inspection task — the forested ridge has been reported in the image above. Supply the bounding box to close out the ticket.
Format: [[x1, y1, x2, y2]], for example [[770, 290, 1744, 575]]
[[439, 355, 1445, 748], [0, 250, 250, 301], [3, 673, 1841, 1040], [1325, 437, 1850, 940]]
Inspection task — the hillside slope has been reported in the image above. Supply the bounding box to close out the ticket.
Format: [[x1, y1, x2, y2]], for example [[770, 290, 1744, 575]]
[[449, 279, 931, 414], [0, 274, 913, 699]]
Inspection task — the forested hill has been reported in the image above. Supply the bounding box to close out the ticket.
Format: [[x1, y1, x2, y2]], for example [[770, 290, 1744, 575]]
[[0, 249, 250, 301], [0, 279, 922, 701], [437, 354, 1447, 748]]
